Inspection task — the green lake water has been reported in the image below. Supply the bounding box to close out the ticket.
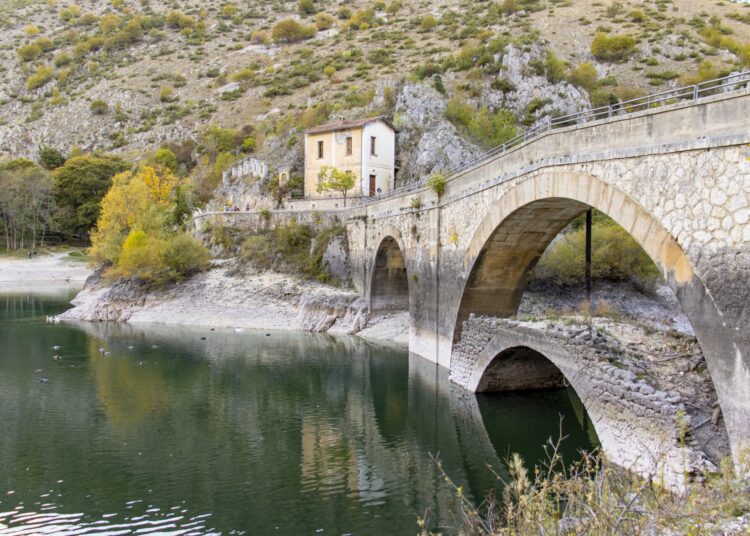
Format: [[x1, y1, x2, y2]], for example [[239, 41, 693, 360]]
[[0, 290, 598, 535]]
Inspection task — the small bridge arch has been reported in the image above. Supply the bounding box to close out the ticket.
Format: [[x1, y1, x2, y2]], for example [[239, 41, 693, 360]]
[[451, 320, 716, 487], [368, 228, 410, 313]]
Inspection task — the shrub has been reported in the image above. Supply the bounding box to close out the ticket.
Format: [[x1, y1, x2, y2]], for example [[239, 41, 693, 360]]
[[491, 77, 516, 92], [159, 85, 175, 102], [166, 10, 194, 29], [162, 233, 210, 279], [91, 166, 209, 284], [420, 15, 438, 31], [117, 229, 165, 282], [700, 26, 750, 66], [630, 9, 646, 22], [251, 30, 271, 45], [446, 98, 517, 148], [440, 446, 750, 535], [413, 62, 442, 80], [100, 13, 120, 33], [150, 147, 178, 172], [59, 4, 81, 22], [90, 99, 109, 115], [680, 61, 721, 85], [26, 65, 54, 90], [337, 7, 352, 20], [591, 32, 637, 62], [78, 12, 98, 26], [315, 12, 336, 30], [221, 4, 237, 18], [241, 137, 256, 152], [54, 52, 72, 67], [38, 147, 66, 170], [271, 18, 317, 43], [368, 47, 393, 65], [240, 221, 344, 282], [298, 0, 316, 15], [568, 62, 598, 92], [427, 173, 446, 197], [545, 50, 567, 83], [533, 211, 660, 284], [18, 43, 42, 62]]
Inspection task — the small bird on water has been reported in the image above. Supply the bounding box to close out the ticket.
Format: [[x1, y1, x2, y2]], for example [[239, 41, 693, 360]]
[[51, 345, 61, 350]]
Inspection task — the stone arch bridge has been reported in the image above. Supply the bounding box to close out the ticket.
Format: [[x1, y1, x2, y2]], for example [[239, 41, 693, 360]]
[[198, 83, 750, 482]]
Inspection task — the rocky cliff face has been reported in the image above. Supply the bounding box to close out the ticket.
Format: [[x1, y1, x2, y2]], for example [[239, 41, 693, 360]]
[[393, 83, 483, 184], [483, 43, 592, 124]]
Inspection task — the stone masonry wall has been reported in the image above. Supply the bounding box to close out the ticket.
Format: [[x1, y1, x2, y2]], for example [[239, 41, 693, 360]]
[[451, 316, 718, 490]]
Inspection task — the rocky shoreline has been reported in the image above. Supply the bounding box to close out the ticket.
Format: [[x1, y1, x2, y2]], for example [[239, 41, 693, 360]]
[[57, 262, 410, 347]]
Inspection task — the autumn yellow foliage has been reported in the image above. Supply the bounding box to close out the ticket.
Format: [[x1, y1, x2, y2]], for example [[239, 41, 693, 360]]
[[90, 165, 209, 283]]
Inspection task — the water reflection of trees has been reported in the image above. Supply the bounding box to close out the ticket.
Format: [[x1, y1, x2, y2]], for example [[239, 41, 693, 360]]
[[17, 319, 597, 533]]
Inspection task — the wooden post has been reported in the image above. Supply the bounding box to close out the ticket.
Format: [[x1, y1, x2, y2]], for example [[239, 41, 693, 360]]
[[585, 209, 592, 304]]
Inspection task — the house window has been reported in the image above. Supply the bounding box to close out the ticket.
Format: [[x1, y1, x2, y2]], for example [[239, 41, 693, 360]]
[[346, 136, 353, 156], [370, 136, 376, 156], [317, 140, 324, 159]]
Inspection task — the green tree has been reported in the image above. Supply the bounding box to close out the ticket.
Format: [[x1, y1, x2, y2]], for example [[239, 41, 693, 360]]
[[0, 160, 55, 250], [316, 166, 356, 206], [52, 154, 130, 238], [202, 125, 238, 157], [150, 147, 178, 173], [38, 147, 66, 170]]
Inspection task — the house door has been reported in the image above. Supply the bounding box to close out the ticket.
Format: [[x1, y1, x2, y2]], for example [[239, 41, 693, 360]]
[[369, 175, 376, 196]]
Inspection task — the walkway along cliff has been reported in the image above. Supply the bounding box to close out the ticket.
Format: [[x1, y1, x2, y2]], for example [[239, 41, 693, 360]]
[[195, 73, 750, 487]]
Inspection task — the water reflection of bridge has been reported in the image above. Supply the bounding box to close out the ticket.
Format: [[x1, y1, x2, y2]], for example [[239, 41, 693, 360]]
[[70, 321, 571, 530]]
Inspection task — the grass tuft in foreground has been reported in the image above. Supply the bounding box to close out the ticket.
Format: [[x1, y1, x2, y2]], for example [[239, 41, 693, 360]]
[[420, 436, 750, 535]]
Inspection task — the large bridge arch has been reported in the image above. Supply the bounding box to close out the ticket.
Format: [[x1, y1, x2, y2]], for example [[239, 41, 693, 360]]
[[449, 170, 749, 465], [368, 226, 411, 313]]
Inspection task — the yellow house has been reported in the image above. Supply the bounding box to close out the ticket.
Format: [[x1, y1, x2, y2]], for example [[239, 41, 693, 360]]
[[304, 117, 396, 199]]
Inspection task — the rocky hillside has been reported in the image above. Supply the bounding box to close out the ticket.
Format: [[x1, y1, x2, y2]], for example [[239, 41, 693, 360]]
[[1, 0, 749, 191]]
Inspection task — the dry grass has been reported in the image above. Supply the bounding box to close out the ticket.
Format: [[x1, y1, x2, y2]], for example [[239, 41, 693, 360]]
[[420, 433, 750, 535]]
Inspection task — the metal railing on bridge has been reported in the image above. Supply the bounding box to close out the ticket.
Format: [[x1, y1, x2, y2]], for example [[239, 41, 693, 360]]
[[364, 70, 750, 205]]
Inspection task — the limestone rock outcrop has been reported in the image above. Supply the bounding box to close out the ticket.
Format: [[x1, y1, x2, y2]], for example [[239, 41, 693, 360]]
[[393, 83, 483, 184], [482, 43, 592, 126]]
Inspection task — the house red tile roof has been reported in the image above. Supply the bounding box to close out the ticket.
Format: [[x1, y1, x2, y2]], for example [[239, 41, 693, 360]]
[[304, 116, 395, 134]]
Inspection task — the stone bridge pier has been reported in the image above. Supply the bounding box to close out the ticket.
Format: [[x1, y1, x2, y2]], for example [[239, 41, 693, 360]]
[[345, 89, 750, 474]]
